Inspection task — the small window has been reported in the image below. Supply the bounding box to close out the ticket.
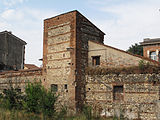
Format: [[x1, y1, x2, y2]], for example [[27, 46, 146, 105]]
[[51, 84, 58, 92], [113, 85, 123, 101], [64, 84, 67, 89], [150, 51, 156, 60], [92, 56, 100, 66]]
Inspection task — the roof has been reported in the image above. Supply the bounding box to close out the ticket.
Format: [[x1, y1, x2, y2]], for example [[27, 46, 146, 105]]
[[44, 10, 105, 35], [89, 40, 160, 65], [0, 31, 27, 45], [0, 68, 42, 75], [24, 64, 39, 69], [140, 38, 160, 46]]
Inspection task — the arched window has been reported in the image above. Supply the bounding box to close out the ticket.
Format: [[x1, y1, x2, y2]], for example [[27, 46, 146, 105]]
[[150, 51, 156, 60]]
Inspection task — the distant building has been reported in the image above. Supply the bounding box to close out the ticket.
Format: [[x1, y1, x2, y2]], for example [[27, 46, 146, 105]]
[[24, 64, 39, 70], [0, 31, 27, 71], [140, 38, 160, 62]]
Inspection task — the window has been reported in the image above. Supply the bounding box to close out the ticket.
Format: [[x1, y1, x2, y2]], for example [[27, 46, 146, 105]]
[[92, 56, 100, 66], [113, 85, 123, 101], [51, 84, 58, 92], [64, 84, 67, 89], [150, 51, 156, 60]]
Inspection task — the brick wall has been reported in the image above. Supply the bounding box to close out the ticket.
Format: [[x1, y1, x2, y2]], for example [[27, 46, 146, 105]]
[[43, 10, 105, 111], [0, 69, 42, 93], [43, 11, 77, 111], [143, 45, 160, 58]]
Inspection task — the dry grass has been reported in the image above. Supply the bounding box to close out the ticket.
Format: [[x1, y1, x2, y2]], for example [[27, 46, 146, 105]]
[[86, 65, 160, 75], [0, 108, 115, 120]]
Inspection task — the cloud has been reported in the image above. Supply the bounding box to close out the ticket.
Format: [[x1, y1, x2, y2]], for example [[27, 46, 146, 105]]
[[2, 0, 26, 7], [0, 8, 58, 66], [88, 0, 160, 50]]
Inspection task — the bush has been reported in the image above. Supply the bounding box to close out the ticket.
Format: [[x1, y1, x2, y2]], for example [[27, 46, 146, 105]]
[[24, 82, 58, 117], [23, 83, 43, 113], [2, 85, 24, 110], [41, 90, 58, 117]]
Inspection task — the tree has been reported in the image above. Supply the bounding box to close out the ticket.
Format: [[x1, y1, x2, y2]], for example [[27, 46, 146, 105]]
[[127, 43, 143, 56], [24, 82, 58, 117]]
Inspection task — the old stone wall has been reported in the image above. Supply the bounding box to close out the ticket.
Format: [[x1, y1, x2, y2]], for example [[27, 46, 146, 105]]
[[43, 11, 77, 110], [86, 74, 160, 120], [0, 69, 42, 93], [75, 12, 105, 110], [43, 10, 105, 111], [88, 41, 158, 67]]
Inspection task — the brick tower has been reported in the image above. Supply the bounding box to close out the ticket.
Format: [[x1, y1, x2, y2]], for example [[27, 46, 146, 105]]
[[42, 10, 105, 111]]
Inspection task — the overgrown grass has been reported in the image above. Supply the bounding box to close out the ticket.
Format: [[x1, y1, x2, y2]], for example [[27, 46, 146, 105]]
[[0, 108, 115, 120]]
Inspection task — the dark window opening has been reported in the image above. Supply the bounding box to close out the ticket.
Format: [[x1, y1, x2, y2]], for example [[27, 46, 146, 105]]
[[92, 56, 100, 66], [51, 84, 58, 92], [0, 64, 5, 70], [64, 84, 67, 89], [113, 85, 123, 101]]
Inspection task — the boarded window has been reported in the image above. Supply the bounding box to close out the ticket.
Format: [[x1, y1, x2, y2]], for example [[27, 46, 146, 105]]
[[113, 85, 123, 101], [92, 56, 100, 66], [51, 84, 58, 92]]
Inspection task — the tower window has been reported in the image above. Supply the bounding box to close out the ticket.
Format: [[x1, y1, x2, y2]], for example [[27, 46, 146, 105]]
[[64, 84, 67, 89], [51, 84, 58, 92]]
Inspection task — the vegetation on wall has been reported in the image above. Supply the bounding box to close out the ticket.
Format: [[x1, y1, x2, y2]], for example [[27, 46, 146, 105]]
[[86, 61, 160, 75], [127, 43, 143, 56]]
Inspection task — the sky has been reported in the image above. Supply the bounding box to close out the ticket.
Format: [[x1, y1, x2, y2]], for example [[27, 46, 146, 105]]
[[0, 0, 160, 66]]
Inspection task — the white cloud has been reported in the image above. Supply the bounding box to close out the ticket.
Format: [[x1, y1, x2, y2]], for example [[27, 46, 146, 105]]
[[0, 8, 58, 66], [2, 0, 26, 7], [89, 0, 160, 50]]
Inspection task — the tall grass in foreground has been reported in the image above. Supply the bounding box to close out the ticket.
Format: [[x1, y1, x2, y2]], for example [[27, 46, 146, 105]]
[[0, 108, 115, 120]]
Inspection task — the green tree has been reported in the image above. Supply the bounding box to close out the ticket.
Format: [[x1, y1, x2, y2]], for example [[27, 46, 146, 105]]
[[23, 83, 43, 113], [127, 43, 143, 56], [24, 82, 58, 117]]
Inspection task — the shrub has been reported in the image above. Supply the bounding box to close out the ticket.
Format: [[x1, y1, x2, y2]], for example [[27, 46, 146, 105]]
[[23, 83, 43, 113], [82, 104, 92, 120], [24, 82, 58, 117], [2, 85, 24, 110], [41, 90, 58, 117]]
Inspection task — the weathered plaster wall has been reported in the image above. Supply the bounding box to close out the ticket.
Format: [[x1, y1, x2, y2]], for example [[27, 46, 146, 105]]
[[86, 74, 160, 120], [0, 31, 26, 70], [88, 41, 156, 67], [0, 69, 42, 93]]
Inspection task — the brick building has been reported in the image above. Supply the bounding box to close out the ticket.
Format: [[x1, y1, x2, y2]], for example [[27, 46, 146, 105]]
[[140, 38, 160, 62], [0, 31, 26, 71], [0, 10, 160, 119], [42, 10, 159, 112]]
